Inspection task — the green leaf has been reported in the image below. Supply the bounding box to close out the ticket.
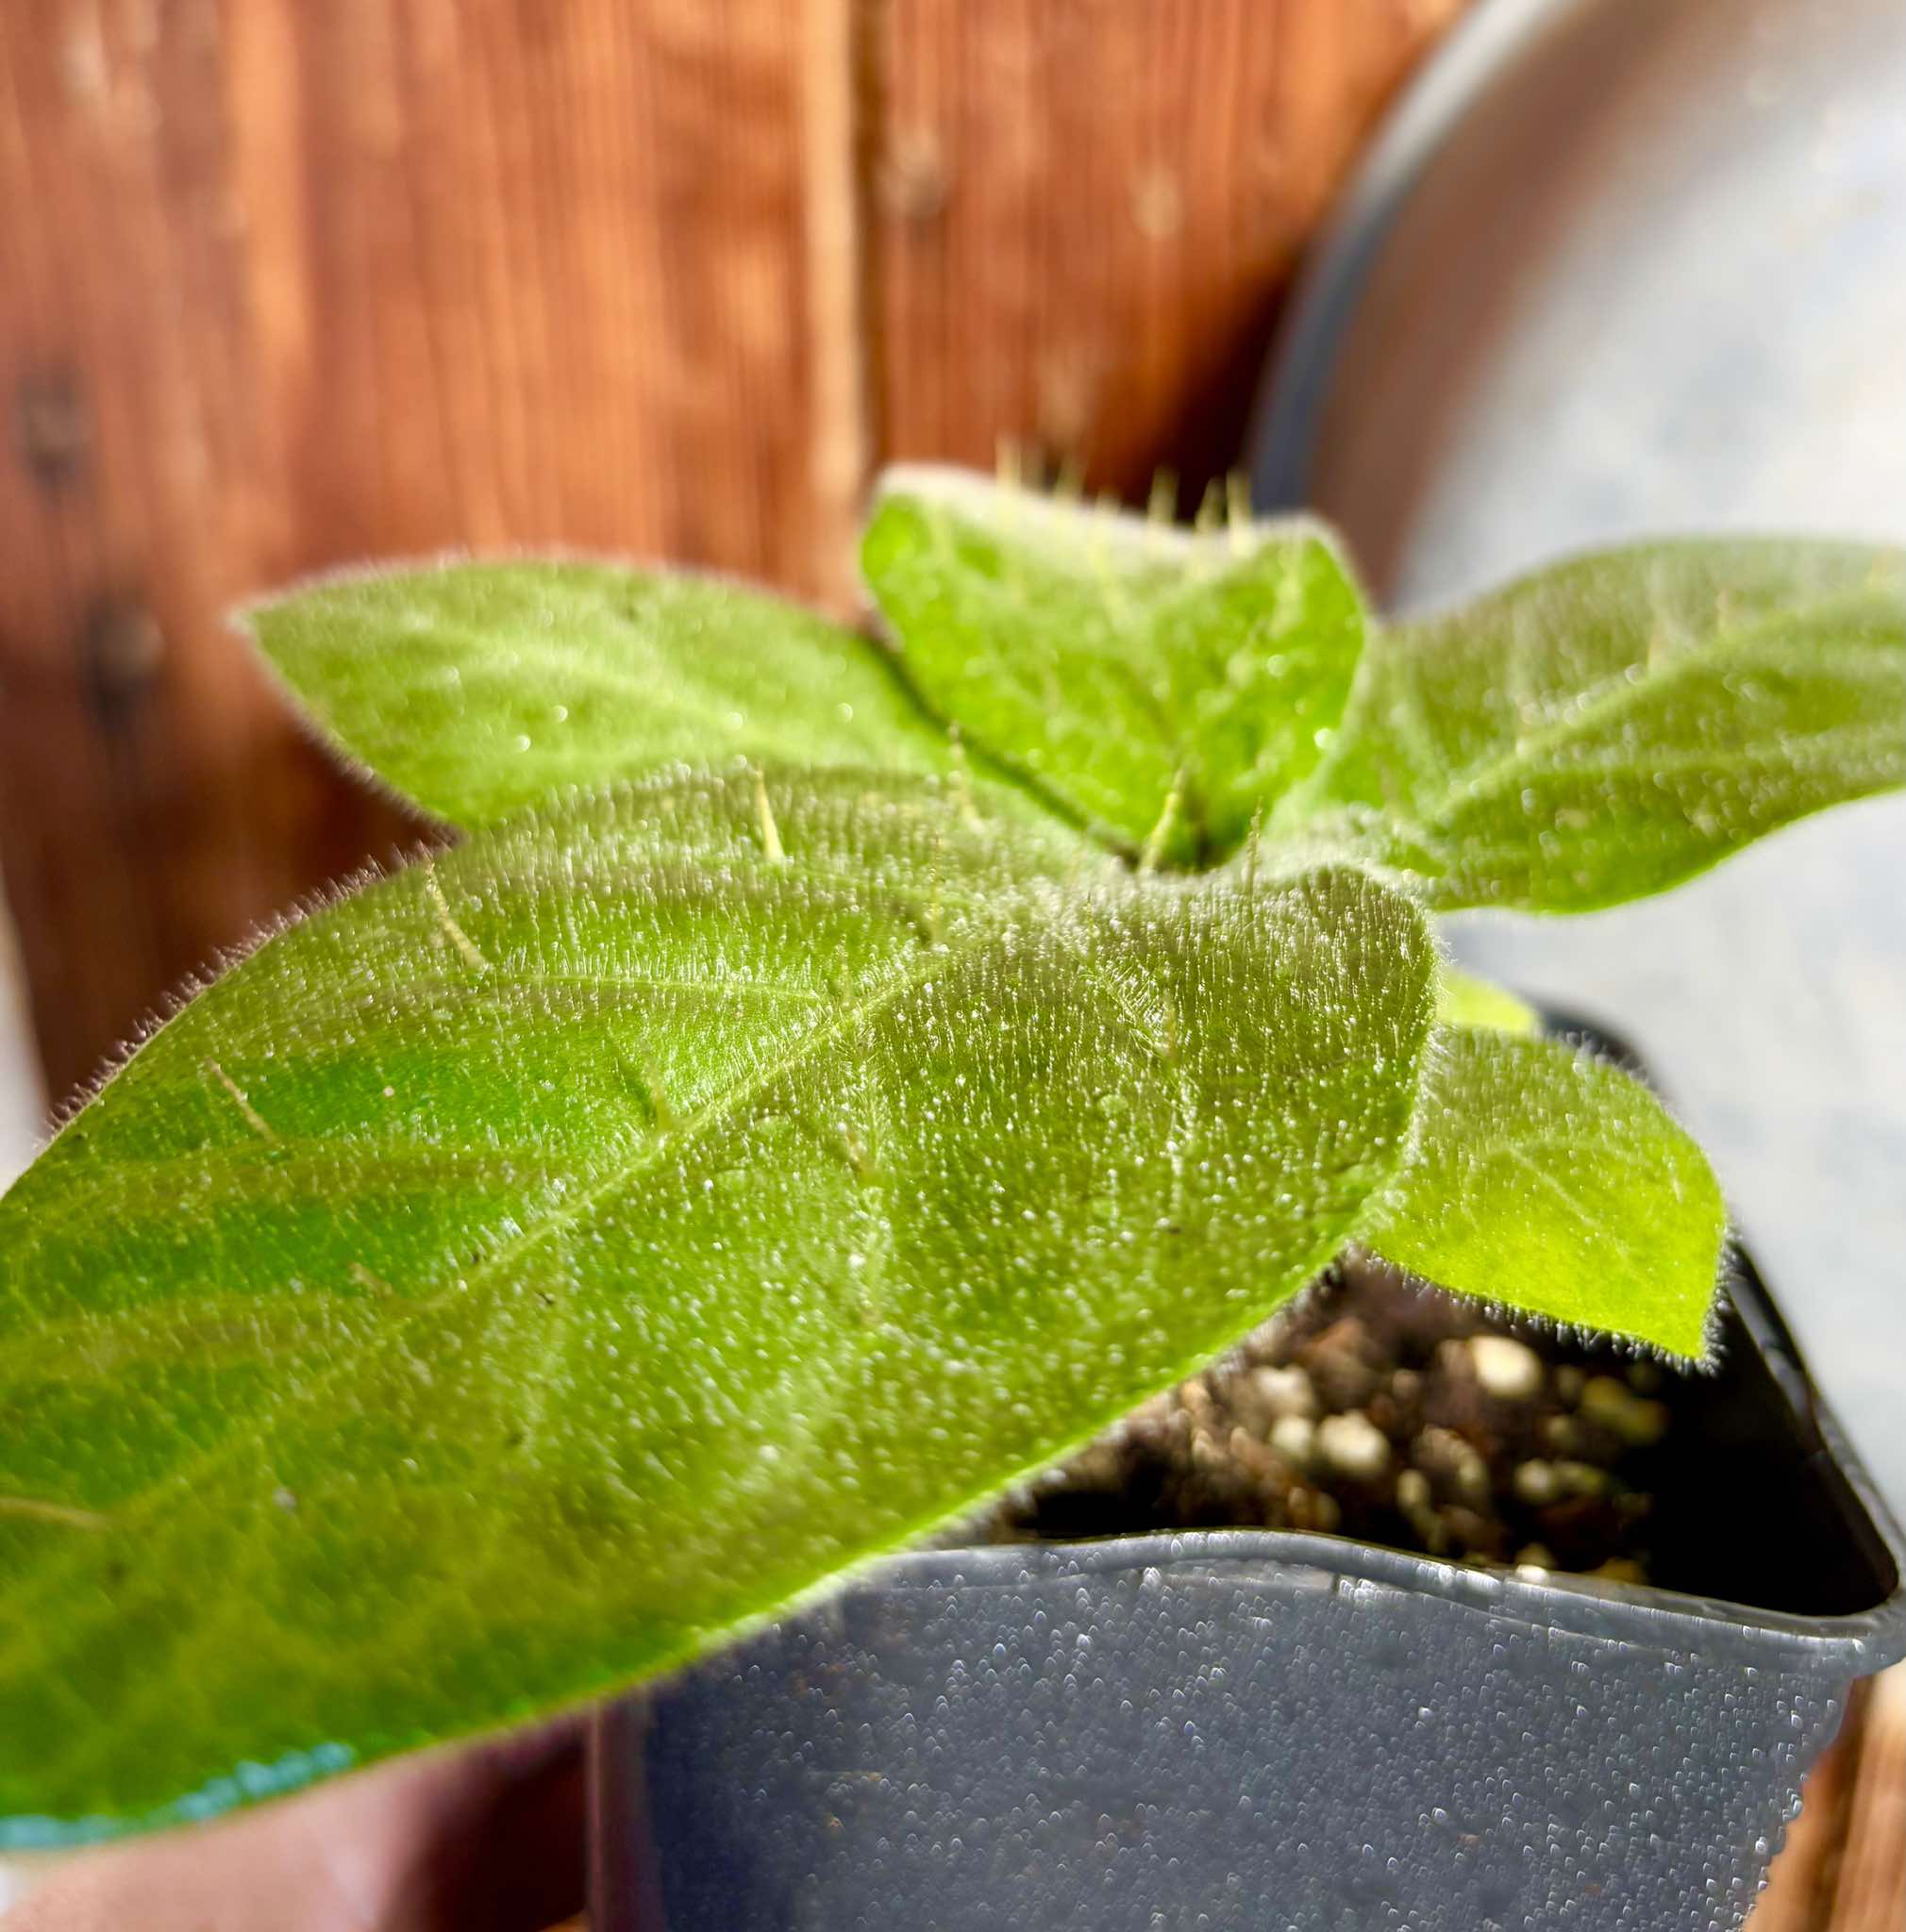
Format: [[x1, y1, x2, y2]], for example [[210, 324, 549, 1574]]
[[1279, 541, 1906, 910], [1435, 966, 1538, 1036], [0, 769, 1435, 1843], [862, 467, 1367, 865], [1358, 1027, 1724, 1357], [243, 560, 950, 828]]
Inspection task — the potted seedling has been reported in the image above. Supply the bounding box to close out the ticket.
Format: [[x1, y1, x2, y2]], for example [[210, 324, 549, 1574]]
[[0, 470, 1900, 1931]]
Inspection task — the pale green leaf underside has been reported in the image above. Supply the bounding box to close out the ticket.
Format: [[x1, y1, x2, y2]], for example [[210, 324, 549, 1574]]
[[1358, 1028, 1725, 1359], [0, 770, 1434, 1842], [243, 560, 950, 829], [1282, 540, 1906, 910], [1435, 966, 1538, 1036], [863, 468, 1366, 865]]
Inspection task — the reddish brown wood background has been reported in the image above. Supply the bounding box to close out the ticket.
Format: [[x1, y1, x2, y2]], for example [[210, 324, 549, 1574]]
[[0, 0, 1463, 1102]]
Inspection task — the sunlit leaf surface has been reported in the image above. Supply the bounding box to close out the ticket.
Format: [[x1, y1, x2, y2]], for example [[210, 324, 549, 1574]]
[[1359, 1028, 1725, 1357], [0, 770, 1434, 1842], [245, 561, 949, 829], [1280, 541, 1906, 909], [863, 468, 1366, 864]]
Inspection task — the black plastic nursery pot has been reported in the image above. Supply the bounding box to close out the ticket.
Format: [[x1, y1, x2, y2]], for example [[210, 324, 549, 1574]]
[[588, 1087, 1906, 1932]]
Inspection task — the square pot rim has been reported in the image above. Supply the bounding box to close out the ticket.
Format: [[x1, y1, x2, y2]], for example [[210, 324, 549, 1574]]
[[898, 1253, 1906, 1681]]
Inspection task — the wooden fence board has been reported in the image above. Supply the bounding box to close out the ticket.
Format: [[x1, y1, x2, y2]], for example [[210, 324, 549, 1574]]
[[0, 0, 828, 1097], [0, 1, 1454, 1098], [874, 0, 1461, 503]]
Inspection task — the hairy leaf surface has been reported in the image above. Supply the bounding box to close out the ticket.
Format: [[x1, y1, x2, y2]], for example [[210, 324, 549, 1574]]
[[0, 770, 1435, 1842], [863, 468, 1366, 864], [245, 561, 948, 828], [1280, 541, 1906, 909], [1358, 1028, 1724, 1357]]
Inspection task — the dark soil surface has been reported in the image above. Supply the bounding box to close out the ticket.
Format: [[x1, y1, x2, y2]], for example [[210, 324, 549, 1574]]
[[976, 1254, 1691, 1585]]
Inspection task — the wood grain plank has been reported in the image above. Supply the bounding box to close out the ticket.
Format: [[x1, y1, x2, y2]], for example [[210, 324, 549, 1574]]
[[1748, 1662, 1906, 1932], [0, 0, 822, 1102], [873, 0, 1463, 509], [1826, 1661, 1905, 1932], [1748, 1682, 1864, 1932]]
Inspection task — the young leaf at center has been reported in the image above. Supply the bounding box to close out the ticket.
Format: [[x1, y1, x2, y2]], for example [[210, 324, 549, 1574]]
[[862, 467, 1367, 865], [0, 769, 1436, 1842]]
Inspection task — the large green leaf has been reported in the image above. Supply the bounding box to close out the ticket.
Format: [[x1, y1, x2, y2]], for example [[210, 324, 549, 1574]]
[[862, 467, 1366, 865], [243, 560, 949, 828], [0, 769, 1435, 1843], [1279, 541, 1906, 909], [1357, 1027, 1725, 1358]]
